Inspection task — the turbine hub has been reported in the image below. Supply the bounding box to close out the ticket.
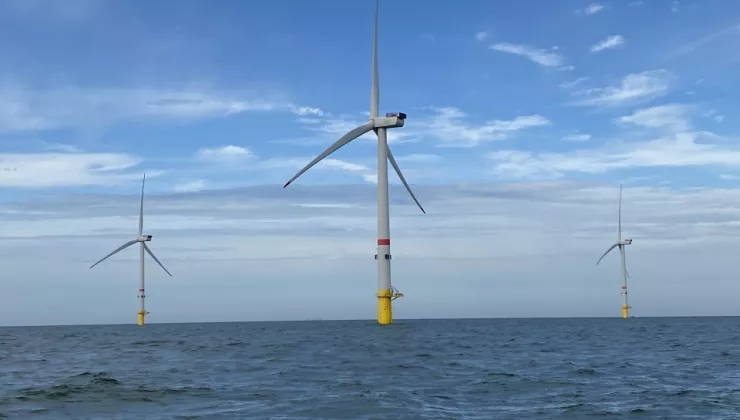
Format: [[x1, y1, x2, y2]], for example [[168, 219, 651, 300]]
[[137, 235, 153, 242], [386, 112, 406, 120], [372, 112, 406, 129]]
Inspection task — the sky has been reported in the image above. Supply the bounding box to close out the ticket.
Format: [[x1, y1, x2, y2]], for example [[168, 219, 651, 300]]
[[1, 0, 739, 326]]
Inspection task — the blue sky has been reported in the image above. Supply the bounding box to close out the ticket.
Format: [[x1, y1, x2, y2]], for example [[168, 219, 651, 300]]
[[1, 0, 740, 326]]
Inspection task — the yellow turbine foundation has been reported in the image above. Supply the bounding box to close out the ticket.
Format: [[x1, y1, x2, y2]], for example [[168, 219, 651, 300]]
[[377, 289, 392, 325], [137, 310, 146, 326], [621, 305, 630, 319]]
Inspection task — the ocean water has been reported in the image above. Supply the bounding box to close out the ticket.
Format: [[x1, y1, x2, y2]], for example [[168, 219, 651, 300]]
[[1, 317, 739, 419]]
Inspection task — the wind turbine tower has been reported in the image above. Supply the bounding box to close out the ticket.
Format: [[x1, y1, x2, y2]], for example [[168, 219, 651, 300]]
[[596, 184, 633, 319], [89, 174, 172, 326], [283, 0, 425, 325]]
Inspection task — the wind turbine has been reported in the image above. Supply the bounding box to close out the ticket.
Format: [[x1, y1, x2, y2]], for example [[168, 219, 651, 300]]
[[283, 0, 425, 325], [89, 173, 172, 326], [596, 184, 633, 319]]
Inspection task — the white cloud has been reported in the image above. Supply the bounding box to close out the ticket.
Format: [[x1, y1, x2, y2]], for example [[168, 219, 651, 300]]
[[562, 133, 592, 142], [317, 159, 378, 184], [395, 154, 441, 163], [318, 158, 368, 173], [583, 3, 605, 15], [489, 132, 740, 179], [556, 65, 576, 72], [429, 108, 551, 147], [289, 104, 324, 117], [616, 104, 691, 131], [475, 31, 490, 42], [0, 85, 283, 133], [173, 180, 206, 193], [196, 145, 253, 163], [666, 24, 740, 59], [559, 77, 589, 89], [0, 152, 148, 187], [489, 43, 564, 67], [590, 35, 626, 53], [571, 70, 673, 107]]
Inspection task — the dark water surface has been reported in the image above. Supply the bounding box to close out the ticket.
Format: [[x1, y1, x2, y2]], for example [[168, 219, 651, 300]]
[[2, 317, 740, 419]]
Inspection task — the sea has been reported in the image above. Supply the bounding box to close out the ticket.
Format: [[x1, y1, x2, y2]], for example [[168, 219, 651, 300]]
[[1, 317, 739, 419]]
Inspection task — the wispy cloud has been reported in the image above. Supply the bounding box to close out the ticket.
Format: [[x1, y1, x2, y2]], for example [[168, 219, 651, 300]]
[[475, 31, 490, 42], [559, 77, 589, 89], [429, 108, 551, 148], [562, 133, 592, 142], [489, 132, 740, 179], [586, 3, 605, 14], [395, 154, 441, 163], [570, 70, 673, 107], [576, 3, 606, 15], [590, 35, 626, 53], [0, 152, 150, 187], [289, 104, 325, 117], [616, 104, 692, 131], [196, 146, 254, 163], [666, 23, 740, 59], [0, 85, 288, 133], [173, 180, 207, 193], [489, 43, 564, 67]]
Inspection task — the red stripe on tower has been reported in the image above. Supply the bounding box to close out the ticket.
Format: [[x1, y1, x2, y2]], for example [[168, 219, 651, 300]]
[[377, 239, 390, 246], [139, 289, 145, 292]]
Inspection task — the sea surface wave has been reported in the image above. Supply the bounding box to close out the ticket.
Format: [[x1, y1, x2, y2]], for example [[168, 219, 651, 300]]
[[2, 317, 740, 419]]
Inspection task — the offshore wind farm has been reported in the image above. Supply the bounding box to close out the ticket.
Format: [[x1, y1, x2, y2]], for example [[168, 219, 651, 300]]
[[0, 0, 738, 325], [3, 0, 740, 418]]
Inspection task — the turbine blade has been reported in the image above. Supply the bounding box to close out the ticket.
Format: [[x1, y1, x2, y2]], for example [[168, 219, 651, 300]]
[[386, 145, 425, 214], [143, 243, 172, 277], [283, 122, 375, 188], [90, 239, 138, 269], [596, 243, 619, 265], [370, 0, 379, 118], [618, 184, 622, 242], [139, 173, 146, 236]]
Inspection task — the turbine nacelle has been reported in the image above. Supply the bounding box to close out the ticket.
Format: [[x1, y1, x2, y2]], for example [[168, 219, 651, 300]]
[[372, 112, 406, 129], [137, 235, 152, 242], [620, 239, 632, 245]]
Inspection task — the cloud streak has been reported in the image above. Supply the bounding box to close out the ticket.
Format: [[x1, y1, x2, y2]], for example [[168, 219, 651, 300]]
[[489, 132, 740, 179], [489, 43, 564, 67], [0, 152, 151, 187], [590, 35, 626, 53], [0, 85, 302, 133], [570, 70, 673, 107]]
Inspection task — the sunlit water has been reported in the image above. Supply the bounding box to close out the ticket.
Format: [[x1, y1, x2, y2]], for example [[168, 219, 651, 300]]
[[2, 317, 740, 419]]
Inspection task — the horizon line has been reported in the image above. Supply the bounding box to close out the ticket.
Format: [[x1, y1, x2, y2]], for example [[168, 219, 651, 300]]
[[2, 314, 738, 328]]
